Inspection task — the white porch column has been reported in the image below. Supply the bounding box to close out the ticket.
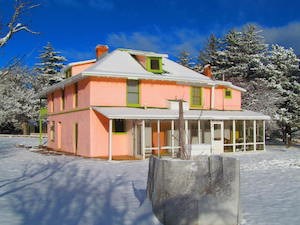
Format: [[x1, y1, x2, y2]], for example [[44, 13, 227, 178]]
[[108, 119, 112, 161], [233, 120, 236, 152], [263, 120, 266, 151], [171, 120, 175, 157], [198, 120, 201, 144], [211, 86, 215, 109], [243, 120, 246, 151], [185, 120, 188, 144], [157, 120, 160, 157], [253, 120, 256, 151], [142, 120, 145, 160]]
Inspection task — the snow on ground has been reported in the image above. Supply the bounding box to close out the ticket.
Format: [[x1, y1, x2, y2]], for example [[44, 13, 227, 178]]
[[0, 137, 300, 225]]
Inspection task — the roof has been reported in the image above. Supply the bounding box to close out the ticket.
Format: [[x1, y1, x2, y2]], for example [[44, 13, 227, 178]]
[[40, 49, 246, 97], [92, 107, 271, 120]]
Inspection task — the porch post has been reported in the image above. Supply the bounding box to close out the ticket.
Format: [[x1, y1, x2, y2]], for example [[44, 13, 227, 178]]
[[157, 120, 160, 157], [253, 120, 256, 151], [108, 119, 112, 161], [142, 120, 145, 160], [263, 120, 266, 151], [185, 120, 188, 145], [243, 120, 246, 151], [171, 120, 175, 157], [233, 120, 236, 152], [198, 120, 201, 144]]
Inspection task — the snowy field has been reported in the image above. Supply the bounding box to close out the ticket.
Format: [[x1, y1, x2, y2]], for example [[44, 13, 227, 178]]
[[0, 137, 299, 225]]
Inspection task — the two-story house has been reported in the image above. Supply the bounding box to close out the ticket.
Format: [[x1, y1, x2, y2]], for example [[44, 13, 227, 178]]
[[40, 45, 270, 159]]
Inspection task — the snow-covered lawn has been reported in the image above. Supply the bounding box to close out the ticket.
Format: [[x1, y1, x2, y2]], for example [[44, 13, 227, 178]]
[[0, 137, 299, 225]]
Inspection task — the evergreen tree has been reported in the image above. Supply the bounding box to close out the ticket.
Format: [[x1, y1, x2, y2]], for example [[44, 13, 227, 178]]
[[267, 45, 300, 143], [177, 50, 193, 69], [35, 42, 67, 85], [197, 34, 222, 75]]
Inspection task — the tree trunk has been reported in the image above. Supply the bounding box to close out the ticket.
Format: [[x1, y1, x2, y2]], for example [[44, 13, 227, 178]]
[[21, 121, 29, 135]]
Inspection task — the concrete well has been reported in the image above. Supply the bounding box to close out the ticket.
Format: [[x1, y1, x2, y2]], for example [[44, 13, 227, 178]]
[[147, 155, 240, 225]]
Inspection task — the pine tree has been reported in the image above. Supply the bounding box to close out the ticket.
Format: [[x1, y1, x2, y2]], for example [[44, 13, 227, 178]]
[[267, 45, 300, 144], [197, 34, 222, 75], [177, 50, 193, 69], [35, 42, 67, 86]]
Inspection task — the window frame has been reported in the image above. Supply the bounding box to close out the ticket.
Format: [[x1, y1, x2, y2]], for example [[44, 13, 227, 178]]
[[146, 57, 163, 73], [224, 88, 232, 99], [113, 119, 126, 133], [50, 121, 55, 142], [126, 79, 140, 107], [190, 86, 203, 108], [61, 89, 65, 111]]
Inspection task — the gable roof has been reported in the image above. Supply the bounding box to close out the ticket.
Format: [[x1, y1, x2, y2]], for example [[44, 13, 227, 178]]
[[39, 49, 245, 97]]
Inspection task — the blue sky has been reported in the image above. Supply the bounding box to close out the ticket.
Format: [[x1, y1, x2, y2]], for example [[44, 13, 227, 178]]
[[1, 0, 300, 67]]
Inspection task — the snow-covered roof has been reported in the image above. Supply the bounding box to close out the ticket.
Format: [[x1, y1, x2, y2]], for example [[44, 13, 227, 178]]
[[40, 49, 246, 97], [92, 107, 271, 120]]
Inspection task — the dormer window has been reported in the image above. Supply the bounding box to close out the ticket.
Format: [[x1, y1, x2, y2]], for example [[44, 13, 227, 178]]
[[146, 57, 163, 73], [65, 68, 71, 78], [224, 88, 232, 99]]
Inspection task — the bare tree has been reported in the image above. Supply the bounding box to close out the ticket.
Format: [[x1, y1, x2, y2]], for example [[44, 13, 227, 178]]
[[0, 0, 39, 48]]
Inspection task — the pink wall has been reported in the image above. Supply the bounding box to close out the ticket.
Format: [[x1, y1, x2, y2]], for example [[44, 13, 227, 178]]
[[202, 87, 211, 110], [71, 62, 95, 76], [90, 78, 127, 106], [47, 110, 91, 156], [140, 80, 190, 108], [214, 87, 241, 110]]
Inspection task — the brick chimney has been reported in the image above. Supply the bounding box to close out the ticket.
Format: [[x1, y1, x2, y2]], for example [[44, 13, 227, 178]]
[[96, 45, 109, 60], [203, 64, 213, 78]]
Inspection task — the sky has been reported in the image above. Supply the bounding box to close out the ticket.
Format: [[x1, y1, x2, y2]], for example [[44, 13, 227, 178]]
[[1, 0, 300, 67]]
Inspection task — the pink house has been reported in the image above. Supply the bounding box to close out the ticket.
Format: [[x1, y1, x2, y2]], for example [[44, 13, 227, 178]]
[[41, 45, 270, 159]]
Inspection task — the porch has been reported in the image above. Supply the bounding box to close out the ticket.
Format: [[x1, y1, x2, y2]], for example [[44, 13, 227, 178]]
[[93, 107, 270, 160]]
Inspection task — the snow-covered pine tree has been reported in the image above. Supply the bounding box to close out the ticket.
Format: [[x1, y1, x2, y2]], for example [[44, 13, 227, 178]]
[[197, 34, 222, 76], [35, 42, 66, 86], [177, 50, 194, 69], [267, 44, 300, 144]]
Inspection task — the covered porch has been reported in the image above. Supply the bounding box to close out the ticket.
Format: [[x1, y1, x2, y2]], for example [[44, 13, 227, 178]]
[[92, 107, 270, 160]]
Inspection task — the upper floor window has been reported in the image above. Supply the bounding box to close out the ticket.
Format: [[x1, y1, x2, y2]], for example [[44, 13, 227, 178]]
[[65, 69, 71, 78], [190, 87, 202, 107], [74, 83, 78, 108], [146, 57, 163, 73], [224, 88, 232, 99], [127, 80, 139, 106], [61, 89, 65, 110]]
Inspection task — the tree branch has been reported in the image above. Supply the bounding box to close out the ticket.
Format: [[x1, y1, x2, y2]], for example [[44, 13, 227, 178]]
[[0, 0, 39, 48]]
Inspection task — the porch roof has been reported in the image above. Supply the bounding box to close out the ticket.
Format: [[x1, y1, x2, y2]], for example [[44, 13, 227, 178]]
[[92, 107, 270, 120]]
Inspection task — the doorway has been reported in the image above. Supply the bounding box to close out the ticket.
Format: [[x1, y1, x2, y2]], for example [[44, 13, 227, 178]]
[[211, 121, 224, 154]]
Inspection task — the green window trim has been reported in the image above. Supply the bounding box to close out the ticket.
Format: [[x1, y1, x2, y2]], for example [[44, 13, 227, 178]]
[[127, 80, 140, 107], [146, 57, 163, 73], [65, 68, 71, 78], [190, 86, 203, 108], [224, 88, 232, 99]]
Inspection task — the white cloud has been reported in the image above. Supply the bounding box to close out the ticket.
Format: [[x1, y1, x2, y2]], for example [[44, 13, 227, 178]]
[[263, 22, 300, 54], [106, 29, 207, 58]]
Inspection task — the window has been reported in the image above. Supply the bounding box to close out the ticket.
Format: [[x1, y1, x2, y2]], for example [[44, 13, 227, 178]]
[[224, 88, 232, 99], [190, 87, 202, 107], [51, 93, 54, 112], [127, 80, 139, 106], [74, 83, 78, 108], [113, 119, 126, 132], [74, 123, 78, 153], [146, 57, 163, 73], [66, 69, 71, 78], [50, 121, 55, 142], [61, 89, 65, 110]]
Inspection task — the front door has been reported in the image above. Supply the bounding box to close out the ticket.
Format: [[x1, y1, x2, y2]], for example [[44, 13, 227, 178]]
[[211, 121, 224, 154]]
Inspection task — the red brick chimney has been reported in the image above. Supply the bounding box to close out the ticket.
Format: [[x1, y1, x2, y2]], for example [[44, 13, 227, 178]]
[[96, 45, 109, 60], [203, 64, 213, 78]]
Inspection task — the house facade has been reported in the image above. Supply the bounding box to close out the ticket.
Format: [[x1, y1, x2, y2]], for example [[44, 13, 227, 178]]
[[41, 45, 269, 159]]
